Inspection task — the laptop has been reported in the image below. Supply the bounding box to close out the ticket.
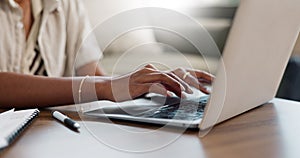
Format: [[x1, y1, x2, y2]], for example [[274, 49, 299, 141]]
[[83, 0, 300, 130]]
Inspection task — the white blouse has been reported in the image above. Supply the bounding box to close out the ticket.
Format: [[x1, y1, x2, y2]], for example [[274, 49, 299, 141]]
[[0, 0, 103, 77]]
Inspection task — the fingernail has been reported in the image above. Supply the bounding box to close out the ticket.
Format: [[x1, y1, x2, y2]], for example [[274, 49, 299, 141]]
[[181, 92, 187, 99], [167, 91, 175, 97], [205, 86, 212, 94], [180, 85, 186, 91], [187, 87, 193, 94]]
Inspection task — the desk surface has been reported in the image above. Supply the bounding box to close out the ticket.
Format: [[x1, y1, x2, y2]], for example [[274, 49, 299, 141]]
[[1, 98, 300, 158]]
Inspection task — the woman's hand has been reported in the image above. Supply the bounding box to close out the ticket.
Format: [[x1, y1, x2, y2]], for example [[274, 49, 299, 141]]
[[100, 64, 193, 102], [169, 68, 215, 94], [98, 64, 214, 102]]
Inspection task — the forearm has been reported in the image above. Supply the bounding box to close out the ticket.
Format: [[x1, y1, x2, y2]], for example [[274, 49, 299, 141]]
[[0, 73, 109, 108]]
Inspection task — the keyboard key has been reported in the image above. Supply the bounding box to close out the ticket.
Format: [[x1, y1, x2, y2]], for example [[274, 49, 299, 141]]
[[142, 96, 208, 121]]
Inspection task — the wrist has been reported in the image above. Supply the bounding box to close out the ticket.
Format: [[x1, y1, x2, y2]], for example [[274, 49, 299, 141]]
[[95, 78, 113, 101]]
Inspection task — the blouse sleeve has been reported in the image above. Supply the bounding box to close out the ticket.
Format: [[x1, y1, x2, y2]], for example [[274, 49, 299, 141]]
[[63, 0, 103, 76]]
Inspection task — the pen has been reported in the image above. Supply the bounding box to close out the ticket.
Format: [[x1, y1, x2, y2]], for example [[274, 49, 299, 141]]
[[52, 111, 80, 131]]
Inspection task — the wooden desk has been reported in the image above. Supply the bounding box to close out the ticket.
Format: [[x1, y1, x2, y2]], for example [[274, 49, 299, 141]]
[[1, 98, 300, 158]]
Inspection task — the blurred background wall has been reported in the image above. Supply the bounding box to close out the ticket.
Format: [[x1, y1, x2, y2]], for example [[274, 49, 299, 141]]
[[82, 0, 300, 101], [82, 0, 238, 74]]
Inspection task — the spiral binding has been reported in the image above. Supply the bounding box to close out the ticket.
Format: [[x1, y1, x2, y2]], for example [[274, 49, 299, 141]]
[[5, 109, 40, 144]]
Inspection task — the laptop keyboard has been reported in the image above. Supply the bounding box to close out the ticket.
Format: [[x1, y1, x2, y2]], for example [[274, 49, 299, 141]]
[[141, 96, 209, 121]]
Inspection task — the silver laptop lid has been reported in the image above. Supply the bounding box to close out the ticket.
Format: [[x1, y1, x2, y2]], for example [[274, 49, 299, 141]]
[[200, 0, 300, 130]]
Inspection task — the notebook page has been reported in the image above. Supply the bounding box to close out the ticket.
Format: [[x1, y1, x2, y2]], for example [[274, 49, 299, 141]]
[[0, 109, 37, 141]]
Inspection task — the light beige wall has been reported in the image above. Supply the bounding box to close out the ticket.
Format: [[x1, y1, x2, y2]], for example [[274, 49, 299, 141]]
[[82, 0, 161, 55]]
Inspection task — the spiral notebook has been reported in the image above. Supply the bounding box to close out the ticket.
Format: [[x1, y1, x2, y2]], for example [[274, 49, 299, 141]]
[[0, 109, 39, 150]]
